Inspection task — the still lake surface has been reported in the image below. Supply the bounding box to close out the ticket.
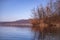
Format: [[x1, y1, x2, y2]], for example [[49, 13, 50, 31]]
[[0, 26, 60, 40], [0, 26, 34, 40]]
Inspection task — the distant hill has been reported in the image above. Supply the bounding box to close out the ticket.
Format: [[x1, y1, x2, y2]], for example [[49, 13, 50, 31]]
[[14, 19, 30, 24], [0, 19, 32, 27]]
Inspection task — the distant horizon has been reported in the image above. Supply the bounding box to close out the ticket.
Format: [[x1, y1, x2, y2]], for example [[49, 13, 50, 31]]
[[0, 0, 49, 22], [0, 18, 30, 22]]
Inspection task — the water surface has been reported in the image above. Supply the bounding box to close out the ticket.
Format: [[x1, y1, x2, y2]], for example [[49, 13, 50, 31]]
[[0, 26, 34, 40], [0, 26, 60, 40]]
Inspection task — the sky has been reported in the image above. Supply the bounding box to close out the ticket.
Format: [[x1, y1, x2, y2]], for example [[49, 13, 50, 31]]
[[0, 0, 49, 22]]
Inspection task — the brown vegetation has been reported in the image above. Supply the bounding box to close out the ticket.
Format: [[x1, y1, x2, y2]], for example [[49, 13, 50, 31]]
[[30, 0, 60, 40]]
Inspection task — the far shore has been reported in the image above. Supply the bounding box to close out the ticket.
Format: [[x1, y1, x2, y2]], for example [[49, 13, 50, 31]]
[[0, 25, 32, 28]]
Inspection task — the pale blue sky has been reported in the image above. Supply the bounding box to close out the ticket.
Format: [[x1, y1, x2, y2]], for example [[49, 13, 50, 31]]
[[0, 0, 49, 22]]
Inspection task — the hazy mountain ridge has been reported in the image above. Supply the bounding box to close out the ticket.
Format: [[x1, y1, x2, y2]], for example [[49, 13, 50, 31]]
[[0, 19, 32, 27]]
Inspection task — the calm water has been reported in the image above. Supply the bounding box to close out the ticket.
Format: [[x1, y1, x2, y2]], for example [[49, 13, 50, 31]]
[[0, 26, 34, 40], [0, 26, 60, 40]]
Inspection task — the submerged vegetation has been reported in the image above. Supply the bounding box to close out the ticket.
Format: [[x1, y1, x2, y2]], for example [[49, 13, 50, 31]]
[[30, 0, 60, 40]]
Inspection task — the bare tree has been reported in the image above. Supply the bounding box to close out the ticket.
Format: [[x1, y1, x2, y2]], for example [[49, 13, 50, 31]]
[[31, 0, 60, 40]]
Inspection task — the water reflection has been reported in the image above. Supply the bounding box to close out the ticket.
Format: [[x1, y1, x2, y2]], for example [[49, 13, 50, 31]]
[[0, 26, 34, 40], [0, 26, 60, 40]]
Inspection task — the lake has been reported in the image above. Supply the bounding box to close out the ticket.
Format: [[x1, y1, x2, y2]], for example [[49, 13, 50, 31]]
[[0, 26, 60, 40], [0, 26, 34, 40]]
